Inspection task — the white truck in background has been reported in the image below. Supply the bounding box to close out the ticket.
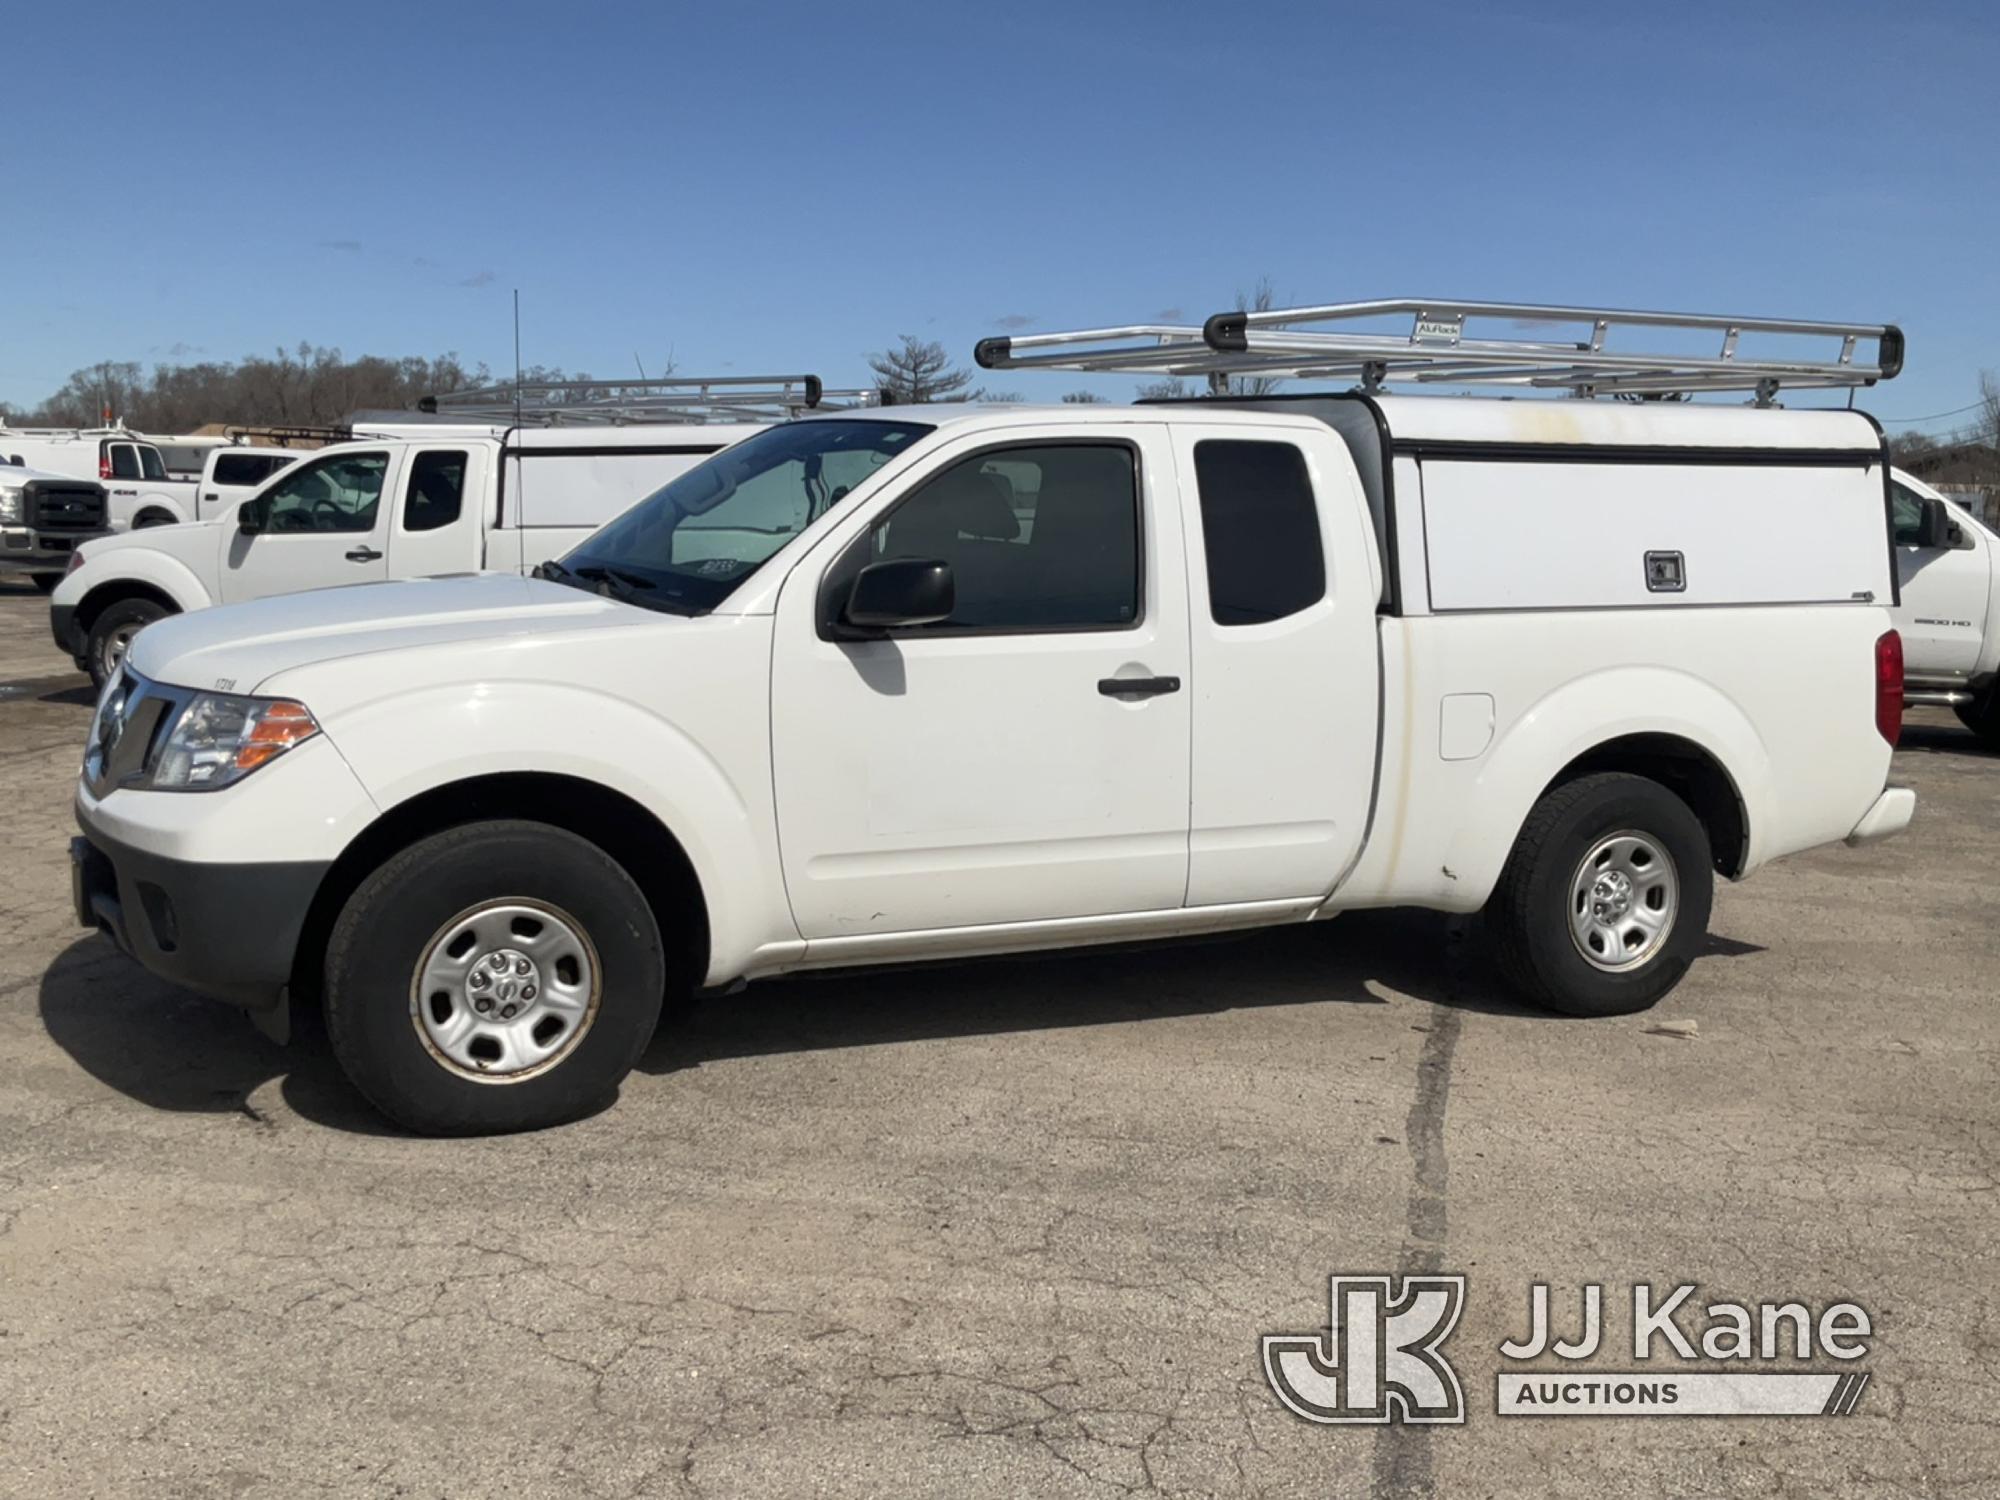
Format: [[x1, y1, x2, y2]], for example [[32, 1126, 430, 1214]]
[[1887, 467, 2000, 743], [66, 299, 1917, 1135], [1, 461, 110, 590], [51, 421, 763, 683], [0, 425, 198, 530]]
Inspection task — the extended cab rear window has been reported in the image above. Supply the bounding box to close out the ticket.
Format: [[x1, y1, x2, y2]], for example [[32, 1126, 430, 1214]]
[[1193, 439, 1326, 625]]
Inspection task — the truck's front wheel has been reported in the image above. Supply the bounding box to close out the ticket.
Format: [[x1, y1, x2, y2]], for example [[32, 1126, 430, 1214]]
[[324, 821, 667, 1134], [85, 596, 170, 687], [1488, 772, 1713, 1017]]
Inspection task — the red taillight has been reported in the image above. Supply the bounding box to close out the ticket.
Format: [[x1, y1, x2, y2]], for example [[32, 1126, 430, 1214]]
[[1875, 629, 1903, 746], [98, 449, 111, 479], [66, 547, 87, 575]]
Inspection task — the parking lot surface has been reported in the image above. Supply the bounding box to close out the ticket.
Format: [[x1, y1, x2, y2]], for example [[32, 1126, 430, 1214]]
[[0, 578, 1994, 1498]]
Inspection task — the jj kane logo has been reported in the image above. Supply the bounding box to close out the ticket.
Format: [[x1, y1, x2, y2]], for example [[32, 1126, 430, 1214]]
[[1264, 1276, 1874, 1424], [1263, 1275, 1468, 1424]]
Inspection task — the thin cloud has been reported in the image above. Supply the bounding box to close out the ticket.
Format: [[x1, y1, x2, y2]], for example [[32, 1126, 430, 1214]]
[[459, 270, 497, 288], [993, 313, 1037, 331], [318, 239, 363, 253]]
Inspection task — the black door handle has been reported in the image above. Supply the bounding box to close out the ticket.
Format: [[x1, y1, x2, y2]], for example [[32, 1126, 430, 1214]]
[[345, 546, 383, 562], [1098, 675, 1181, 698]]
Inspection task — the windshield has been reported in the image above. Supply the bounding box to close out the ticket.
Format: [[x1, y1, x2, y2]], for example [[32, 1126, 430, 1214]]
[[553, 418, 934, 614]]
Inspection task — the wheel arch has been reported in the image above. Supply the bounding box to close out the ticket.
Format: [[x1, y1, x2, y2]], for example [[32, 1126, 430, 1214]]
[[1432, 667, 1773, 910], [1540, 733, 1749, 879], [290, 771, 711, 1018]]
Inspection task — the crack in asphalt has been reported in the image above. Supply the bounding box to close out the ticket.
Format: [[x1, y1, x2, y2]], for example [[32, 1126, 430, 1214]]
[[1371, 962, 1466, 1499]]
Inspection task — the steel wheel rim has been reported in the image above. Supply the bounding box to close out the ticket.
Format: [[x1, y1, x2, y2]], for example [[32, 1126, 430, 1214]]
[[1567, 829, 1679, 973], [101, 622, 141, 678], [409, 898, 603, 1083]]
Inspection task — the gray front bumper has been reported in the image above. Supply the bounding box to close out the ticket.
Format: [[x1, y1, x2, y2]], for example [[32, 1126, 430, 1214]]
[[70, 819, 330, 1012]]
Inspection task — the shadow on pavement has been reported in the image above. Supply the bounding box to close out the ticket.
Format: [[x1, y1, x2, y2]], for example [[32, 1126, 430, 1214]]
[[37, 937, 402, 1136], [1896, 721, 1998, 761], [642, 908, 1546, 1076], [40, 905, 1769, 1131]]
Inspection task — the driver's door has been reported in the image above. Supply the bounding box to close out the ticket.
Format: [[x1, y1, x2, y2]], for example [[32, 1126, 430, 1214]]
[[221, 449, 397, 603]]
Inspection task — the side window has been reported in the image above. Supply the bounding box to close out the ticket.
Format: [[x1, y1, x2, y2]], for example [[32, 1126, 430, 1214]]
[[261, 451, 390, 533], [1889, 481, 1926, 546], [108, 444, 140, 479], [404, 450, 467, 533], [213, 453, 269, 487], [1193, 440, 1326, 625], [873, 443, 1138, 630], [138, 446, 168, 480]]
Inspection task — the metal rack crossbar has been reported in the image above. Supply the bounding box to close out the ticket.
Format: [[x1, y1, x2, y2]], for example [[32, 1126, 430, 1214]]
[[418, 374, 879, 425], [975, 299, 1904, 404]]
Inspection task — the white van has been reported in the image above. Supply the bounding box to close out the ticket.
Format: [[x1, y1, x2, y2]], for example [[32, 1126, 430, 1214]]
[[52, 422, 763, 682]]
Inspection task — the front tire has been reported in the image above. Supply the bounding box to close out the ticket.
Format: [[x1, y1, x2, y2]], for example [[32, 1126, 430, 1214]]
[[324, 820, 667, 1135], [85, 596, 170, 687], [1488, 772, 1713, 1017]]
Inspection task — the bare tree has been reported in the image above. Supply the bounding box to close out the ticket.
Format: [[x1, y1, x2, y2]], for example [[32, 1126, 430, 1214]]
[[1061, 390, 1103, 403], [10, 345, 492, 430], [868, 335, 974, 404], [1136, 378, 1189, 402], [1982, 371, 2000, 447]]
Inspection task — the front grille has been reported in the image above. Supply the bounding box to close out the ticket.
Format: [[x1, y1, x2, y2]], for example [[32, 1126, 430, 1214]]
[[28, 482, 107, 532], [84, 667, 191, 797]]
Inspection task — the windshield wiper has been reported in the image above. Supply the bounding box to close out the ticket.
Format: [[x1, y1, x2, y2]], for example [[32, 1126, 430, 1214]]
[[572, 564, 656, 593], [532, 557, 581, 585]]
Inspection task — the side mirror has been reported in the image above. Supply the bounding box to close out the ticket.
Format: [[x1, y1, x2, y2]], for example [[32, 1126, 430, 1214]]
[[1914, 496, 1956, 550], [237, 501, 264, 536], [843, 558, 954, 630]]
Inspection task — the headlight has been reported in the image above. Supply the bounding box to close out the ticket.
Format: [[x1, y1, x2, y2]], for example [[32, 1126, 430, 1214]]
[[146, 692, 320, 791], [0, 486, 21, 523]]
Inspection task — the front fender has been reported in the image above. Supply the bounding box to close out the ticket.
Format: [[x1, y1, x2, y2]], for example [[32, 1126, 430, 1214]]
[[311, 680, 790, 985], [57, 548, 214, 616], [1434, 667, 1773, 909]]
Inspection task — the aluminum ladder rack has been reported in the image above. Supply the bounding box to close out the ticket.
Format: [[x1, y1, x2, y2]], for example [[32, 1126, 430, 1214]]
[[975, 298, 1904, 405], [417, 374, 880, 426]]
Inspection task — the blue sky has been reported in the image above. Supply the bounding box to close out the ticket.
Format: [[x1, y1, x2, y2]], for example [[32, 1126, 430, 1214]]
[[4, 0, 1995, 434]]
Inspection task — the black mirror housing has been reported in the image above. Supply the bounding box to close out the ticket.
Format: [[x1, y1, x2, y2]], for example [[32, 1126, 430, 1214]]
[[1915, 496, 1953, 550], [236, 502, 264, 537], [844, 558, 955, 630]]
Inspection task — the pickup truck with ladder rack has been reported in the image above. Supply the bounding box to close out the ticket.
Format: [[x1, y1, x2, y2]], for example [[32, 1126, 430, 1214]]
[[68, 300, 1914, 1134]]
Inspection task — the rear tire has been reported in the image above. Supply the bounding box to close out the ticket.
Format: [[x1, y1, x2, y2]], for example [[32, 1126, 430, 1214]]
[[85, 596, 169, 687], [29, 573, 60, 595], [1488, 772, 1713, 1017], [1954, 693, 2000, 750], [324, 820, 667, 1135], [133, 510, 176, 529]]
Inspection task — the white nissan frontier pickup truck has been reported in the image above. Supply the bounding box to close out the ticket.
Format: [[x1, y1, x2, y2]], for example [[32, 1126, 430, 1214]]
[[67, 305, 1917, 1134]]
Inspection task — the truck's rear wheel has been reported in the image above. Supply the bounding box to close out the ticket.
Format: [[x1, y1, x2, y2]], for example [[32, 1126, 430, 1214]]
[[1488, 772, 1713, 1017], [85, 596, 169, 687], [324, 820, 667, 1135], [1954, 693, 2000, 750]]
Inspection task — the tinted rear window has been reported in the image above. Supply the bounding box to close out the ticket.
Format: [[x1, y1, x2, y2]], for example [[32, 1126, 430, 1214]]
[[1193, 440, 1326, 625]]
